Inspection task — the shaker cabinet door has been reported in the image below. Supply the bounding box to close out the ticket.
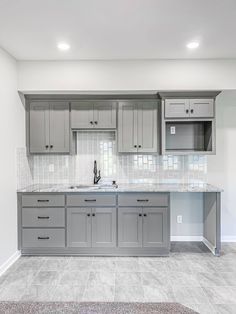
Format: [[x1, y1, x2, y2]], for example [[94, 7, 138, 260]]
[[189, 99, 214, 118], [67, 208, 91, 247], [92, 208, 116, 248], [49, 102, 70, 153], [93, 101, 117, 128], [165, 99, 190, 118], [118, 208, 142, 247], [143, 207, 169, 248], [118, 102, 138, 153], [29, 102, 50, 153], [71, 102, 94, 129], [137, 101, 158, 153]]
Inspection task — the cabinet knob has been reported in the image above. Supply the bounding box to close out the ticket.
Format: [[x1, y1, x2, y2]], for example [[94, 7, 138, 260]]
[[139, 213, 142, 217], [87, 213, 91, 217], [50, 145, 53, 149], [90, 121, 94, 124], [134, 145, 137, 148], [138, 145, 141, 148], [45, 145, 49, 149], [143, 214, 147, 217], [92, 213, 95, 217], [94, 121, 98, 125], [190, 109, 194, 114], [186, 109, 189, 114]]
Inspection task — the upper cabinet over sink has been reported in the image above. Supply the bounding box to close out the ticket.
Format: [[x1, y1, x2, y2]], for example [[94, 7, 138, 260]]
[[28, 100, 70, 154], [71, 100, 117, 129], [118, 100, 159, 153]]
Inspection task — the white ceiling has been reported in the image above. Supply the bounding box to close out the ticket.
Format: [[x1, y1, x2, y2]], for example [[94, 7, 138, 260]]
[[0, 0, 236, 60]]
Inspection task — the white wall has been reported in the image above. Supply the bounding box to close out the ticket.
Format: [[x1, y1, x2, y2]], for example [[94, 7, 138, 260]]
[[208, 91, 236, 241], [17, 59, 236, 92], [17, 59, 236, 240], [0, 48, 25, 270]]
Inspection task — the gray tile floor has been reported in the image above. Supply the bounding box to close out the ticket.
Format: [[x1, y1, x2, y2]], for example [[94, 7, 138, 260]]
[[0, 242, 236, 314]]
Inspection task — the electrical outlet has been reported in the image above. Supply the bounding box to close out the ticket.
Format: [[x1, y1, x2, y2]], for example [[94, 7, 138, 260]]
[[170, 126, 176, 135], [177, 215, 182, 224], [49, 164, 54, 172]]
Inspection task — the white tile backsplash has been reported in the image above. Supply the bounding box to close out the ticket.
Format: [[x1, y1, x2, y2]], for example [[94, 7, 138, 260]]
[[17, 131, 207, 189]]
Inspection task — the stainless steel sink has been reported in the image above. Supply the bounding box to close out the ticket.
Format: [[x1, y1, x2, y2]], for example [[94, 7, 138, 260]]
[[68, 184, 118, 190]]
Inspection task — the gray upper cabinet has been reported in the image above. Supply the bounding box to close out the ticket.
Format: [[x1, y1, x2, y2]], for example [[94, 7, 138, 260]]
[[165, 99, 190, 118], [118, 208, 142, 248], [118, 100, 158, 153], [165, 98, 214, 119], [67, 208, 91, 248], [92, 208, 116, 248], [189, 99, 214, 118], [49, 102, 70, 153], [29, 101, 70, 154], [71, 101, 116, 129], [143, 207, 169, 248], [118, 102, 138, 153], [29, 102, 50, 153]]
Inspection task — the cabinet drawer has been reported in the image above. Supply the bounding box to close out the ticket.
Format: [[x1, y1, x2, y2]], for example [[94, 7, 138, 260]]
[[22, 229, 65, 248], [67, 194, 116, 207], [22, 208, 65, 227], [22, 195, 65, 207], [118, 193, 169, 207]]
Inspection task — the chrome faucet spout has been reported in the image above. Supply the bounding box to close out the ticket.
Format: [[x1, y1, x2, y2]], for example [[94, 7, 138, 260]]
[[93, 160, 101, 184]]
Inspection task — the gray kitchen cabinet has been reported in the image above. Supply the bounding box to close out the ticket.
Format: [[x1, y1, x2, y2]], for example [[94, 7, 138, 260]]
[[143, 207, 169, 248], [29, 101, 69, 154], [71, 101, 116, 129], [165, 98, 214, 119], [118, 100, 158, 153], [29, 102, 50, 153], [67, 208, 91, 247], [67, 207, 116, 248], [118, 102, 138, 153], [189, 99, 214, 118], [92, 208, 116, 248], [118, 208, 142, 247], [49, 102, 70, 153], [165, 99, 190, 118]]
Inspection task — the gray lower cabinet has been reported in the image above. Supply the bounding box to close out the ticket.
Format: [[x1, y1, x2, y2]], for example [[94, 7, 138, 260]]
[[118, 100, 158, 153], [67, 207, 116, 248], [67, 208, 91, 247], [118, 207, 169, 249], [92, 208, 116, 248], [29, 101, 70, 153], [143, 207, 169, 248], [22, 229, 65, 248], [71, 101, 116, 129], [118, 208, 142, 247]]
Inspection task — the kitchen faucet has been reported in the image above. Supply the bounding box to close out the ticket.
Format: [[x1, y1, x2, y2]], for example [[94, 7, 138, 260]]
[[93, 160, 101, 184]]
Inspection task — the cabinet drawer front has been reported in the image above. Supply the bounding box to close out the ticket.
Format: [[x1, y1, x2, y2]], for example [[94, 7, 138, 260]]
[[22, 229, 65, 248], [67, 194, 116, 207], [118, 193, 169, 207], [22, 195, 65, 207], [22, 208, 65, 227]]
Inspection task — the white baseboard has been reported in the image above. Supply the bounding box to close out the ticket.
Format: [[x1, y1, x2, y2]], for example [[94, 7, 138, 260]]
[[221, 236, 236, 242], [171, 236, 203, 242], [0, 251, 21, 277]]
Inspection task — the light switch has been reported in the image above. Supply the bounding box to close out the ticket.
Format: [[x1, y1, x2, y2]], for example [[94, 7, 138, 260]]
[[177, 215, 182, 223], [170, 126, 176, 135]]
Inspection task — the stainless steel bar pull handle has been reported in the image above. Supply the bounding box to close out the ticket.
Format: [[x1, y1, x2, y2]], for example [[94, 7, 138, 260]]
[[84, 199, 96, 202], [38, 237, 50, 240], [37, 200, 49, 202], [37, 216, 50, 219], [137, 199, 149, 202]]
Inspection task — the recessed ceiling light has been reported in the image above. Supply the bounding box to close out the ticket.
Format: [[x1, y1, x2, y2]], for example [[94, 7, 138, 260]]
[[57, 42, 70, 51], [186, 41, 199, 49]]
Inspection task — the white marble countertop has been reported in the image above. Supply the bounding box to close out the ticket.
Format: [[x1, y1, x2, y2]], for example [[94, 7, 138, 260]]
[[17, 183, 223, 193]]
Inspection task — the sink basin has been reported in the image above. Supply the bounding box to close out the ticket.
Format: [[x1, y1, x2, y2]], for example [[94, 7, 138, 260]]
[[68, 184, 118, 190]]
